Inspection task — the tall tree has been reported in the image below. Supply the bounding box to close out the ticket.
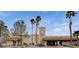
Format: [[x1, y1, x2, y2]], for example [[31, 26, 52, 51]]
[[3, 26, 9, 41], [3, 26, 9, 35], [13, 20, 26, 46], [0, 20, 9, 43], [0, 20, 9, 37], [35, 16, 41, 45], [0, 20, 5, 37], [30, 19, 35, 45], [66, 11, 76, 46]]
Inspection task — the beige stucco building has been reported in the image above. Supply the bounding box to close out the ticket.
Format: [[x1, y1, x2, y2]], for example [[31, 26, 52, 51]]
[[6, 27, 46, 45], [6, 27, 77, 46], [22, 27, 46, 45]]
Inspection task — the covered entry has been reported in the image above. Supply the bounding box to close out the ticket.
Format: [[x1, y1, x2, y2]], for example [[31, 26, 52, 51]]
[[46, 40, 62, 46], [43, 36, 76, 46]]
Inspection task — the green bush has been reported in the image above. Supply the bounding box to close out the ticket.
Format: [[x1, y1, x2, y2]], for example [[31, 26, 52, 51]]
[[37, 43, 44, 47]]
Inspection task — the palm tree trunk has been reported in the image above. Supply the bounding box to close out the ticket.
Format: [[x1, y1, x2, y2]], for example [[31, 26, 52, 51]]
[[69, 18, 73, 46], [20, 26, 22, 46], [36, 24, 38, 45], [32, 24, 33, 45]]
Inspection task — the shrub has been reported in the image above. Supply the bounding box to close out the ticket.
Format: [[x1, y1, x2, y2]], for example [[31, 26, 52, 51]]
[[37, 43, 44, 47]]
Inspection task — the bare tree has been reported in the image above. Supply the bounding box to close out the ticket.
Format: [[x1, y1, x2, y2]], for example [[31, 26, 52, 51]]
[[13, 20, 26, 46]]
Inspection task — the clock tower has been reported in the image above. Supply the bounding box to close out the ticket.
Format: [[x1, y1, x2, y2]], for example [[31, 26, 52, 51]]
[[39, 27, 45, 44]]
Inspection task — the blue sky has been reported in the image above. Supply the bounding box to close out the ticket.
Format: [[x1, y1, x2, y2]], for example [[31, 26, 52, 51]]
[[0, 11, 79, 36]]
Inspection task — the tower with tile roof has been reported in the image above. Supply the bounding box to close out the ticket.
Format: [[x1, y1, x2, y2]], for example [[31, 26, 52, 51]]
[[39, 27, 46, 44]]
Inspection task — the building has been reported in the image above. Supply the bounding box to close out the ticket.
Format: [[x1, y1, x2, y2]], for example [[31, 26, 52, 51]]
[[26, 27, 77, 46], [43, 36, 77, 46], [6, 27, 77, 46]]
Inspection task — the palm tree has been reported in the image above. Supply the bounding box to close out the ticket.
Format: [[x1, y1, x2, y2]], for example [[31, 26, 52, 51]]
[[30, 19, 35, 45], [66, 11, 76, 46], [35, 16, 41, 45]]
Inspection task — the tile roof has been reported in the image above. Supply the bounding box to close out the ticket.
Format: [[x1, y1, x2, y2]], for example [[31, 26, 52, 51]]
[[43, 36, 77, 41]]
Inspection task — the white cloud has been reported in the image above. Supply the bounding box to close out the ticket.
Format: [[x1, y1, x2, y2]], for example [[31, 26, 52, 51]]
[[61, 23, 68, 29], [62, 23, 67, 26], [52, 22, 68, 33], [53, 28, 62, 32]]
